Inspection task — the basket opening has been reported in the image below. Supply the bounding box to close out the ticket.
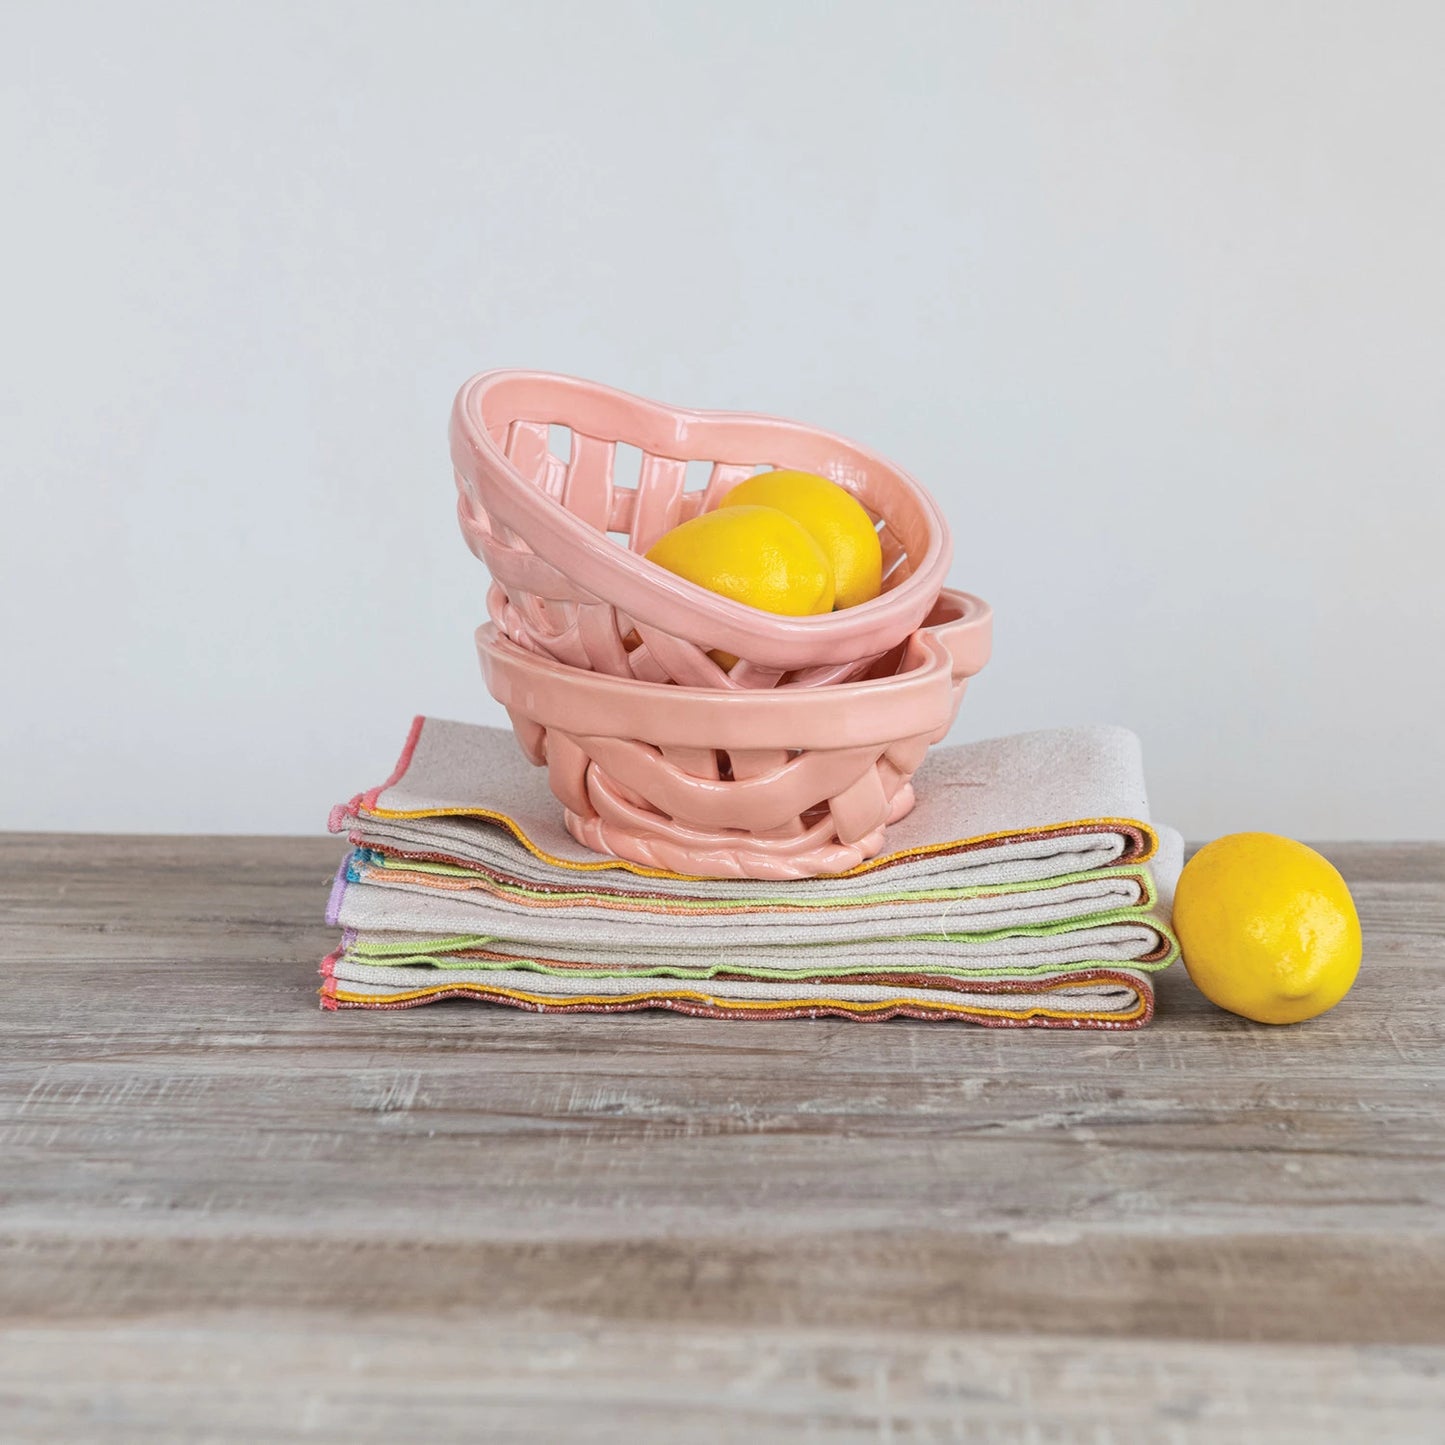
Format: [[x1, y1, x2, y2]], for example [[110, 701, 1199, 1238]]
[[714, 747, 803, 783], [685, 459, 713, 493], [881, 557, 916, 590], [612, 441, 644, 490], [547, 424, 572, 462], [861, 642, 908, 681]]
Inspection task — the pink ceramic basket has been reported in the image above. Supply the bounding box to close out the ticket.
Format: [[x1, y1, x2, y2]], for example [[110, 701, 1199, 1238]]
[[453, 370, 954, 689], [478, 589, 992, 879]]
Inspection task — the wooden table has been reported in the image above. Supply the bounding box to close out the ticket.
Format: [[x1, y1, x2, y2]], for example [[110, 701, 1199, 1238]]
[[2, 835, 1442, 1442]]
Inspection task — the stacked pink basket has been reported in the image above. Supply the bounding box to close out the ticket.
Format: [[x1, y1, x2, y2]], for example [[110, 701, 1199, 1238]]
[[451, 370, 992, 880]]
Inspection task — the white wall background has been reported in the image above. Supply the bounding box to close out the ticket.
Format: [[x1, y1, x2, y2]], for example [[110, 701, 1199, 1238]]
[[3, 1, 1442, 838]]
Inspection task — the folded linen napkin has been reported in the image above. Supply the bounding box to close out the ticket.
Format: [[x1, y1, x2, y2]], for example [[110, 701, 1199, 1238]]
[[329, 857, 1178, 969], [332, 717, 1158, 891], [321, 717, 1180, 1029], [321, 954, 1161, 1026]]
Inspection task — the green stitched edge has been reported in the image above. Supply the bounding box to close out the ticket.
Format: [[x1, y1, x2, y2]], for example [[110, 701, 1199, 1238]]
[[362, 853, 1158, 913], [338, 953, 1175, 981], [344, 915, 1181, 978], [347, 905, 1177, 949]]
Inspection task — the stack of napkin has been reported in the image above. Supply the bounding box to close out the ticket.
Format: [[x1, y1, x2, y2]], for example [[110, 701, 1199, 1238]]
[[321, 718, 1180, 1029]]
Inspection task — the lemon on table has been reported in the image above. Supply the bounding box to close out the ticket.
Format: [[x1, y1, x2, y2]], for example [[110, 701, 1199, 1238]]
[[720, 470, 883, 609], [1173, 832, 1362, 1024], [644, 504, 835, 616]]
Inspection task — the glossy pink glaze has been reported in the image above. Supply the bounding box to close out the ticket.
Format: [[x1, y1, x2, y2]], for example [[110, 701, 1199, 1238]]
[[452, 370, 955, 688], [477, 589, 992, 879]]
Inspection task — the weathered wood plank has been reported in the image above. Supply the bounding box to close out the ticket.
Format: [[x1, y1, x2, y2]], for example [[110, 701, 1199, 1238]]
[[3, 1230, 1444, 1344], [3, 1321, 1444, 1445], [0, 833, 1442, 1440]]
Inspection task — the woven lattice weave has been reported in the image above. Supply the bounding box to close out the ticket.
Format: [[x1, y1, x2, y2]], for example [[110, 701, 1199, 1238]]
[[476, 589, 992, 879], [452, 370, 953, 689]]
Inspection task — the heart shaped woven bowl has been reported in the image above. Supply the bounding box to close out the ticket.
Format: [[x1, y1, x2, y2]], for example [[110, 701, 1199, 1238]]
[[453, 370, 954, 689], [478, 588, 992, 879]]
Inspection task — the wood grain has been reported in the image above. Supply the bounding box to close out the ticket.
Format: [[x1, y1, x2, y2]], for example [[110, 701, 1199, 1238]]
[[1, 833, 1443, 1442]]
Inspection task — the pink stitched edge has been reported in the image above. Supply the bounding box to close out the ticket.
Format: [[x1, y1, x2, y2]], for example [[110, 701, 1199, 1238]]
[[358, 714, 427, 814], [318, 949, 344, 1011]]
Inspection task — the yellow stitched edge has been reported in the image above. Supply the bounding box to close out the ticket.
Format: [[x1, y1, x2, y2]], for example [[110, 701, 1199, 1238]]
[[360, 807, 1160, 882], [327, 982, 1148, 1023]]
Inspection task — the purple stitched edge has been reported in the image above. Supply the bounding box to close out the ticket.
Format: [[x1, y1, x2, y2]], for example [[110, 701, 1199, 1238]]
[[325, 855, 351, 928]]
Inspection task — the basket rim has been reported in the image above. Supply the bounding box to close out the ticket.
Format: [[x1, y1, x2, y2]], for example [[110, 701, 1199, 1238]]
[[451, 369, 954, 664], [477, 621, 966, 753]]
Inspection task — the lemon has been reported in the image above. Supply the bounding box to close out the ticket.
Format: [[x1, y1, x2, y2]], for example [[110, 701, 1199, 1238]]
[[1173, 832, 1362, 1024], [644, 504, 835, 617], [720, 470, 883, 609]]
